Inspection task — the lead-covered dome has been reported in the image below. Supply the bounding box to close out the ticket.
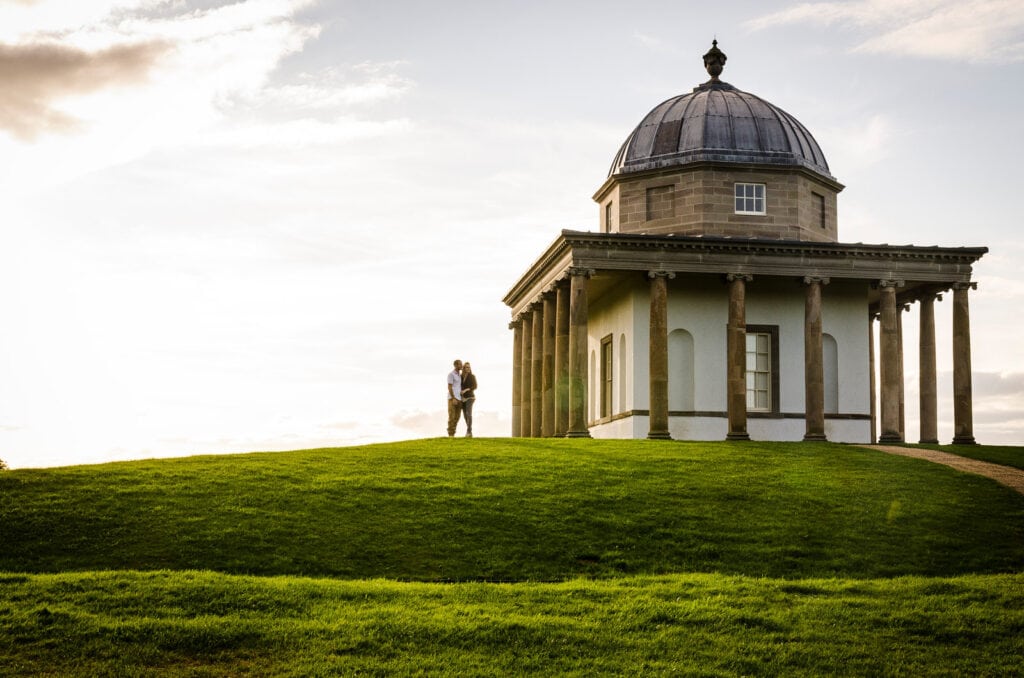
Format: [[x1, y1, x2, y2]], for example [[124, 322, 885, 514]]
[[609, 41, 834, 182]]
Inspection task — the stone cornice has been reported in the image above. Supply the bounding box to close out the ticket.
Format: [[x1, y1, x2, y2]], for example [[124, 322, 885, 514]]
[[592, 160, 845, 203], [560, 230, 988, 262], [503, 230, 988, 313]]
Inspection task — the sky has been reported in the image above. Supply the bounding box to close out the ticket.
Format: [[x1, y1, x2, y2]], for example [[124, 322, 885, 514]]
[[1, 0, 1023, 469]]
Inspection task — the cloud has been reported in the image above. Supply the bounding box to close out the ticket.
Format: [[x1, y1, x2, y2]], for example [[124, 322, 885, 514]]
[[816, 113, 893, 171], [974, 372, 1024, 398], [246, 62, 413, 111], [0, 0, 349, 189], [0, 40, 169, 138], [746, 0, 1024, 63], [632, 30, 674, 54], [391, 409, 441, 435]]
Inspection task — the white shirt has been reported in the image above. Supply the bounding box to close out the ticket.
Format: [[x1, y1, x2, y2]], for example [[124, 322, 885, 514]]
[[447, 369, 462, 401]]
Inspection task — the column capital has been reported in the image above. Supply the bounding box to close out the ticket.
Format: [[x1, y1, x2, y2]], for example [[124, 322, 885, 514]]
[[918, 291, 943, 303], [647, 270, 676, 280], [952, 281, 978, 292], [876, 279, 905, 289], [567, 266, 596, 279], [802, 276, 831, 286], [725, 272, 753, 283], [901, 303, 911, 313], [509, 319, 522, 331]]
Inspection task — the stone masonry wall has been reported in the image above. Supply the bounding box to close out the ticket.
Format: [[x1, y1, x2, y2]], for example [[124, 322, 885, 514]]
[[598, 166, 839, 242]]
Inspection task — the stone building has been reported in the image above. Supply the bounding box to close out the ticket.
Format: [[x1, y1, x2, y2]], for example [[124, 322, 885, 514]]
[[503, 42, 986, 444]]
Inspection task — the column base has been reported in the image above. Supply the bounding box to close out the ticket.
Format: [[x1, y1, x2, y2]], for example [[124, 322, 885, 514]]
[[802, 433, 828, 442], [565, 431, 592, 439], [951, 436, 977, 445], [918, 438, 939, 444], [878, 433, 903, 444], [647, 431, 672, 440], [726, 432, 750, 441]]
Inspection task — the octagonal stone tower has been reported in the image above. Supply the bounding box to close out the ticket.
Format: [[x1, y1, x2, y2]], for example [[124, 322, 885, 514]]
[[594, 41, 843, 241]]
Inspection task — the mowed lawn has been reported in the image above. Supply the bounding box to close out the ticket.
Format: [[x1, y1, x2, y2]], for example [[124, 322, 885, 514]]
[[2, 438, 1023, 675]]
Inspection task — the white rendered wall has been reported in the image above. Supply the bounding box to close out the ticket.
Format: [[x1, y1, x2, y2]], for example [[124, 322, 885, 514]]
[[821, 280, 871, 417], [666, 276, 729, 413], [584, 274, 871, 443], [587, 279, 640, 419]]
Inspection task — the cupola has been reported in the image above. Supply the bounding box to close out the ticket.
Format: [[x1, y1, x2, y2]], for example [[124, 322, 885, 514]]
[[594, 41, 844, 242]]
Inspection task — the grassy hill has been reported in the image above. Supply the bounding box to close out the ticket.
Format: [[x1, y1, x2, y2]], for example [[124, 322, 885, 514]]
[[2, 438, 1023, 675]]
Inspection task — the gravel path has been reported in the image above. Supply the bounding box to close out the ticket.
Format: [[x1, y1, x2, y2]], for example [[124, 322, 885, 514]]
[[860, 445, 1024, 495]]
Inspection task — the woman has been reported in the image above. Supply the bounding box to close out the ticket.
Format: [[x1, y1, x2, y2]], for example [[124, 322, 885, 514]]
[[460, 362, 478, 438]]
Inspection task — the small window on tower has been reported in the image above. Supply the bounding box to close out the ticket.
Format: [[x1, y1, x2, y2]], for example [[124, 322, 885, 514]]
[[604, 202, 613, 233], [813, 192, 826, 229], [735, 183, 766, 215]]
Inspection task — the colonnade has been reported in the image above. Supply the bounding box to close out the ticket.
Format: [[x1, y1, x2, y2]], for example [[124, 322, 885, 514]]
[[872, 281, 976, 444], [510, 268, 592, 438], [511, 272, 977, 444]]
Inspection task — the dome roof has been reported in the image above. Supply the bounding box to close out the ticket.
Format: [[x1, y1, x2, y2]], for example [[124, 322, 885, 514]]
[[609, 42, 834, 182]]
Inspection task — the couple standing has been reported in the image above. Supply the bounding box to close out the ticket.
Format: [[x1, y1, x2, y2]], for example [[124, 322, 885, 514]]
[[446, 359, 478, 438]]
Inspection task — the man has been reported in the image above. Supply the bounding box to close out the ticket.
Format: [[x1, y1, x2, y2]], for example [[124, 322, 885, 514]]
[[447, 359, 463, 437]]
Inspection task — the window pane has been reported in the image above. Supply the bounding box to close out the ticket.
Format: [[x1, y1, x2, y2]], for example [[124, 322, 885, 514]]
[[757, 334, 769, 353]]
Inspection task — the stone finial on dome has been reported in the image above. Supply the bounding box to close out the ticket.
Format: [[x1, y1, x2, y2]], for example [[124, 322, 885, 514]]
[[702, 39, 727, 82]]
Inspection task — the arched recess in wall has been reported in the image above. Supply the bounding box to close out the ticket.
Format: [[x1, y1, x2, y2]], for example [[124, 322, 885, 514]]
[[619, 334, 627, 413], [589, 350, 597, 421], [823, 333, 839, 414], [668, 329, 695, 411]]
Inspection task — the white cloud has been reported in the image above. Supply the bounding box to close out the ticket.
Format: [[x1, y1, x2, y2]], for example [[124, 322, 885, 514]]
[[816, 113, 893, 172], [0, 0, 420, 192], [632, 30, 671, 54], [746, 0, 1024, 63]]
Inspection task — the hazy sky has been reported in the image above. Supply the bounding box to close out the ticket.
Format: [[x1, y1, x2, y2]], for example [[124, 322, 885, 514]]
[[2, 0, 1023, 468]]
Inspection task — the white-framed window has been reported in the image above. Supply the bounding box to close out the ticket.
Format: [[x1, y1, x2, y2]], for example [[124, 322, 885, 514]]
[[735, 183, 766, 215], [746, 332, 771, 411]]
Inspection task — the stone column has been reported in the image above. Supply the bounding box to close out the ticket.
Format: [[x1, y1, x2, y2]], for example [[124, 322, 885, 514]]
[[554, 280, 570, 437], [510, 319, 523, 437], [520, 312, 533, 437], [542, 292, 556, 437], [898, 304, 907, 439], [566, 267, 594, 438], [868, 312, 877, 444], [648, 271, 674, 440], [803, 277, 829, 441], [726, 273, 752, 440], [531, 303, 544, 438], [952, 282, 977, 445], [918, 293, 940, 444], [877, 280, 903, 443]]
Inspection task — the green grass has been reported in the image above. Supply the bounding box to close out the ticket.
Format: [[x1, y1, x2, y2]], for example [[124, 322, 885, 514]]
[[913, 443, 1024, 471], [2, 438, 1023, 675], [3, 439, 1023, 580], [2, 571, 1022, 676]]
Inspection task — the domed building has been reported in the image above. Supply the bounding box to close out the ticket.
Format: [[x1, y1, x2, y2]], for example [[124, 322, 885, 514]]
[[503, 42, 986, 444]]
